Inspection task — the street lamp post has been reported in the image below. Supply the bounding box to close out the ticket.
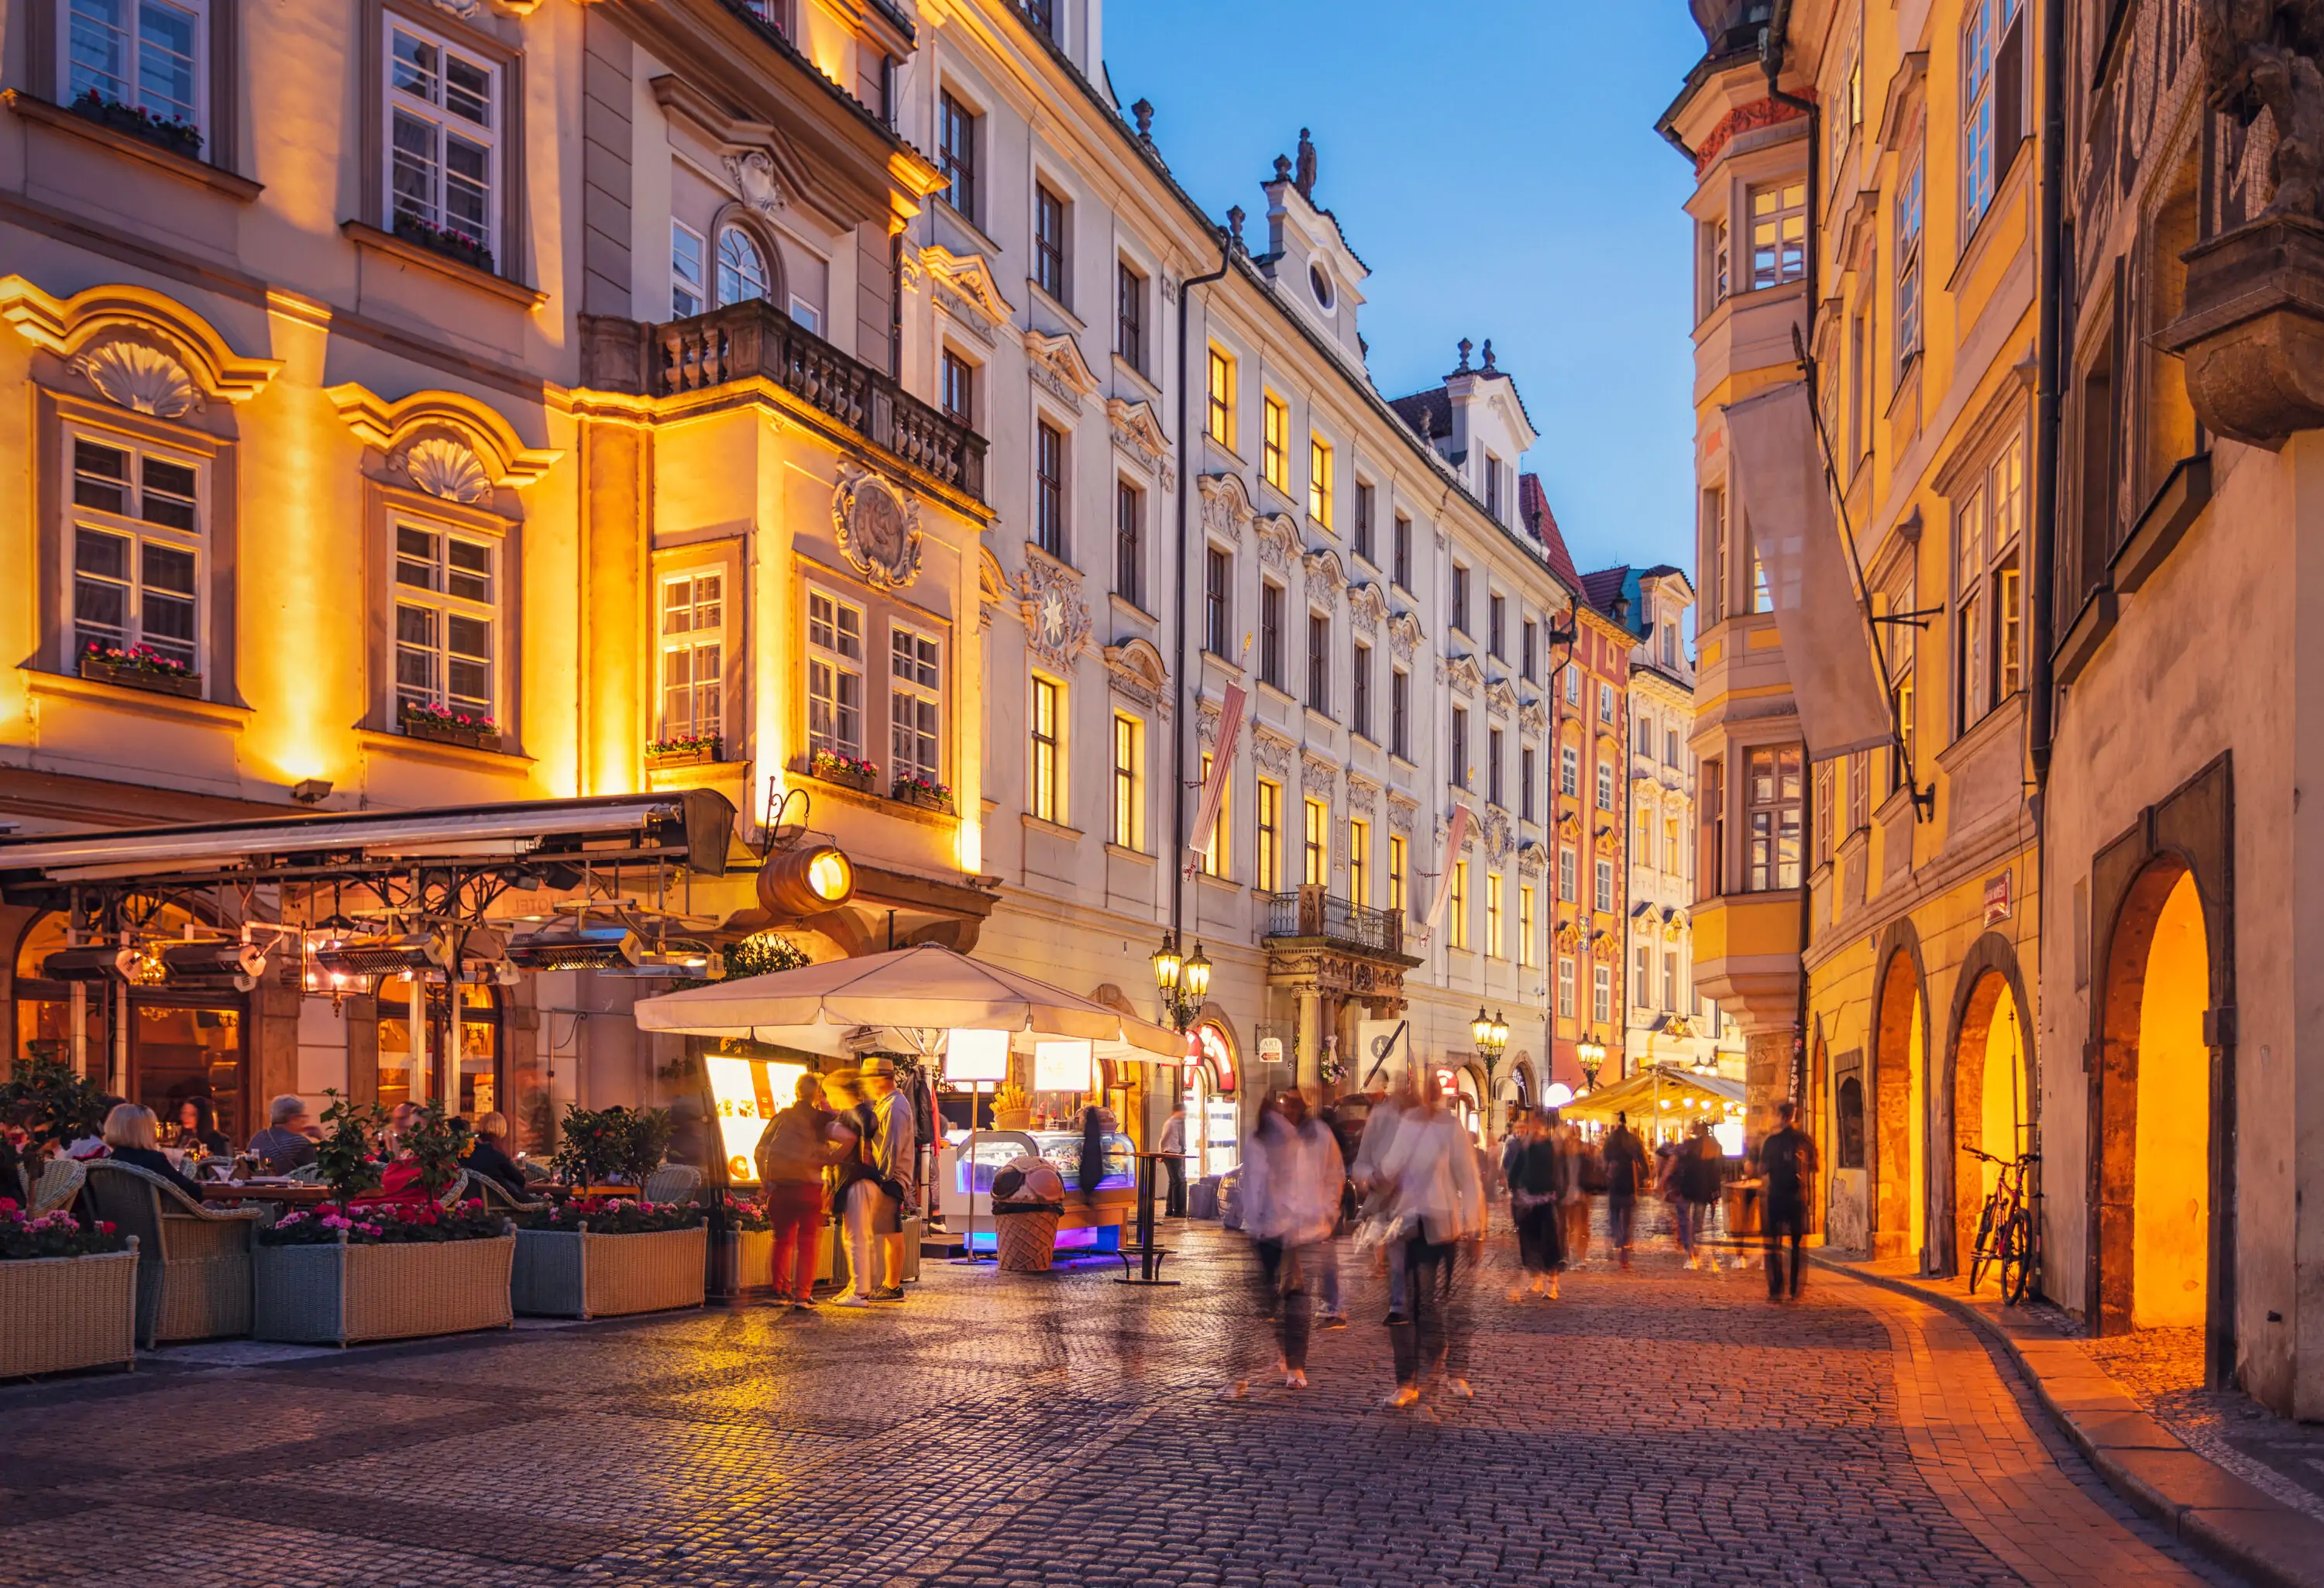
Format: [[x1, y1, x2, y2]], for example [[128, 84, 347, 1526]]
[[1472, 1005, 1509, 1134], [1576, 1034, 1606, 1094], [1151, 931, 1211, 1033]]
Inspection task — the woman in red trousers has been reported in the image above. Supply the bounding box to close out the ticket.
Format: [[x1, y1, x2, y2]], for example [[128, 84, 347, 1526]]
[[754, 1073, 854, 1310]]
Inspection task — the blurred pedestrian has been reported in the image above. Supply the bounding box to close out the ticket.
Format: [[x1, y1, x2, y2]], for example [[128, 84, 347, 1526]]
[[755, 1074, 846, 1310], [1507, 1112, 1564, 1301], [1226, 1091, 1345, 1394], [1759, 1102, 1816, 1302], [1603, 1112, 1647, 1270], [1376, 1080, 1486, 1407], [1562, 1119, 1595, 1267], [1156, 1103, 1188, 1218], [1351, 1076, 1412, 1321], [1677, 1122, 1725, 1270]]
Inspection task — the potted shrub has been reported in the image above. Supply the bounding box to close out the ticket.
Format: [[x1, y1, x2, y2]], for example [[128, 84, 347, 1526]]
[[889, 773, 956, 815], [723, 1193, 774, 1292], [399, 699, 502, 751], [511, 1196, 707, 1318], [391, 210, 497, 275], [253, 1198, 513, 1346], [67, 88, 202, 160], [810, 748, 878, 793], [77, 641, 202, 699], [547, 1102, 672, 1191], [0, 1059, 113, 1187], [0, 1201, 138, 1378], [647, 730, 724, 768]]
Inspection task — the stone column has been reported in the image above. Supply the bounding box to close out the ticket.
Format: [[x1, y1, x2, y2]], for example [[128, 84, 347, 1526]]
[[1297, 989, 1322, 1093], [1743, 1024, 1794, 1146]]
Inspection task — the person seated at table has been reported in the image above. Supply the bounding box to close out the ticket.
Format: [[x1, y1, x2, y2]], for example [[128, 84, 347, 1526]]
[[246, 1095, 318, 1176], [176, 1096, 229, 1157], [462, 1112, 528, 1198], [101, 1103, 203, 1198], [351, 1158, 435, 1205], [380, 1101, 418, 1155]]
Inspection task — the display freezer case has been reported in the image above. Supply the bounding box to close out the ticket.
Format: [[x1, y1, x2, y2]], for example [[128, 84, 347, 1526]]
[[937, 1129, 1135, 1252]]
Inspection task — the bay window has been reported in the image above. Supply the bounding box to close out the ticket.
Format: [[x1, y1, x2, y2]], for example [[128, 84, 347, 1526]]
[[1745, 744, 1803, 892]]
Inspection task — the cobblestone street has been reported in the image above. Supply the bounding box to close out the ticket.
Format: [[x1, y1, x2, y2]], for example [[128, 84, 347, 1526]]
[[0, 1226, 2242, 1588]]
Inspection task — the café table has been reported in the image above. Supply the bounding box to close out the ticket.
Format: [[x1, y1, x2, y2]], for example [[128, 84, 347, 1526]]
[[198, 1181, 334, 1209]]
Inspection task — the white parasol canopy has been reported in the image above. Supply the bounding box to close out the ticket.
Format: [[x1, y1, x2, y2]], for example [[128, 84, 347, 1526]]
[[631, 944, 1185, 1060]]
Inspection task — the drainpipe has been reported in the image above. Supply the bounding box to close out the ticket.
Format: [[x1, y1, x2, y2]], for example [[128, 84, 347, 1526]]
[[2030, 0, 2067, 782], [1168, 229, 1236, 949]]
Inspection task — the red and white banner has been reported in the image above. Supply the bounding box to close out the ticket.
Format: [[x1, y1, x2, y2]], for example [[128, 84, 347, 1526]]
[[1419, 803, 1473, 938], [1184, 683, 1246, 875]]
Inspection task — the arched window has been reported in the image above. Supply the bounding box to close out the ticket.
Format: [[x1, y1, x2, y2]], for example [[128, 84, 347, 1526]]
[[715, 226, 770, 307], [1836, 1074, 1866, 1169]]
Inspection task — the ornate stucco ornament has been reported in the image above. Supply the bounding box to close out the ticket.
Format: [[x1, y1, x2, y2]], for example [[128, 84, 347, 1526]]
[[1387, 610, 1424, 661], [1345, 774, 1379, 817], [1253, 511, 1300, 573], [1198, 473, 1256, 543], [923, 247, 1012, 347], [833, 469, 923, 591], [1386, 792, 1418, 836], [1346, 581, 1388, 636], [1301, 754, 1337, 798], [1303, 547, 1348, 606], [71, 339, 201, 419], [1250, 727, 1297, 776], [1108, 397, 1175, 490], [1103, 637, 1173, 716], [724, 150, 787, 216], [1022, 328, 1100, 412], [397, 435, 493, 504], [1011, 555, 1092, 670]]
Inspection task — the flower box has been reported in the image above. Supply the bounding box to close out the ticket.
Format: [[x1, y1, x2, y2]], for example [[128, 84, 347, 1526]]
[[810, 754, 878, 794], [890, 782, 957, 816], [647, 737, 723, 768], [401, 713, 504, 753], [511, 1223, 706, 1319], [392, 211, 496, 276], [68, 91, 201, 161], [79, 653, 201, 699], [733, 1224, 840, 1293], [0, 1243, 139, 1378], [253, 1232, 515, 1346]]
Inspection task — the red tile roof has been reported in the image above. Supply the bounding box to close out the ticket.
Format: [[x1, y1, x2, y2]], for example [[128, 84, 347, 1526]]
[[1518, 474, 1583, 592]]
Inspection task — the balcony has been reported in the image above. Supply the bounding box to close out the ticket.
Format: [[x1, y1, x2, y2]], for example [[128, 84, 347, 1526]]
[[648, 301, 987, 506], [1264, 885, 1404, 957], [1261, 885, 1419, 1012]]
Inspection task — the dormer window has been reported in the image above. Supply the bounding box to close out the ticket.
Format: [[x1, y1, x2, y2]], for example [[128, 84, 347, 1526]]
[[1308, 263, 1335, 309]]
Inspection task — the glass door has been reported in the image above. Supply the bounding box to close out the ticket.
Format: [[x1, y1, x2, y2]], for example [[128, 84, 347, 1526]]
[[376, 980, 500, 1116], [132, 1002, 246, 1146]]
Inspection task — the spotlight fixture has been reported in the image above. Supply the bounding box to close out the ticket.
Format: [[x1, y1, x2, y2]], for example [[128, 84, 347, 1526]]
[[41, 944, 136, 981], [756, 843, 854, 916], [312, 933, 447, 977], [289, 778, 333, 806], [505, 922, 643, 971]]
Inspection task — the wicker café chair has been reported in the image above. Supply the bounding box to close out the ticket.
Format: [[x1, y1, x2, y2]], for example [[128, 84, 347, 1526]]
[[469, 1174, 547, 1215], [29, 1155, 86, 1217], [81, 1159, 263, 1348], [641, 1164, 702, 1205], [285, 1164, 325, 1184]]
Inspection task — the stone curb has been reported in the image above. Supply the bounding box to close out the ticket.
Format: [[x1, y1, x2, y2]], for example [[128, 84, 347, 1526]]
[[1810, 1253, 2324, 1588]]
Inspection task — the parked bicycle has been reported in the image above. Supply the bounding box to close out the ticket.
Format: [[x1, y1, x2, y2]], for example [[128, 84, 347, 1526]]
[[1965, 1147, 2038, 1304]]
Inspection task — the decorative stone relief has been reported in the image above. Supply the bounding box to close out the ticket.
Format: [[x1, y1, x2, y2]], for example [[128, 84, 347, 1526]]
[[1557, 809, 1581, 840], [1554, 919, 1581, 955], [978, 547, 1007, 631], [1346, 581, 1388, 636], [1595, 825, 1620, 857], [1345, 775, 1379, 818], [832, 468, 923, 591], [1480, 809, 1512, 862], [71, 339, 201, 419], [1486, 678, 1518, 717], [724, 150, 787, 216], [1023, 328, 1101, 412], [1520, 699, 1549, 735], [1387, 610, 1423, 661], [1107, 397, 1176, 490], [1103, 637, 1173, 716], [1301, 754, 1337, 798], [1011, 556, 1092, 671], [1387, 793, 1418, 836], [1302, 547, 1347, 606], [1198, 473, 1256, 543], [1453, 655, 1487, 694], [923, 247, 1012, 347], [1250, 727, 1297, 777], [397, 435, 493, 504], [1197, 696, 1223, 751], [1592, 930, 1619, 963], [1253, 512, 1300, 573], [1516, 840, 1547, 879], [421, 0, 483, 15]]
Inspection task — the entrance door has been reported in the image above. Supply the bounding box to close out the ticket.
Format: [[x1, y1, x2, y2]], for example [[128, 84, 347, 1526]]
[[132, 1001, 247, 1145], [376, 981, 501, 1116]]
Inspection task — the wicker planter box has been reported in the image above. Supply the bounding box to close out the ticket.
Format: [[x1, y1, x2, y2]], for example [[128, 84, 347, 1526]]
[[890, 785, 957, 816], [401, 715, 504, 753], [512, 1224, 706, 1319], [812, 760, 877, 793], [734, 1225, 840, 1292], [647, 740, 722, 769], [0, 1243, 139, 1378], [79, 655, 201, 699], [254, 1234, 515, 1346]]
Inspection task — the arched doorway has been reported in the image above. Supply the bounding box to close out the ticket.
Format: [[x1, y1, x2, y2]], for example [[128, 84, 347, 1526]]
[[1948, 961, 2030, 1277], [1872, 947, 1926, 1263], [2095, 863, 2215, 1337]]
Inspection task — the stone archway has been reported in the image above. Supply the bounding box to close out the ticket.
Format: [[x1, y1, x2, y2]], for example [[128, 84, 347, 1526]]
[[1870, 926, 1928, 1264], [1942, 932, 2033, 1278]]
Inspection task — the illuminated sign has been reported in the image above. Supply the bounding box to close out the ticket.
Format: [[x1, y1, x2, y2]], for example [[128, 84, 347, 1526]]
[[944, 1028, 1010, 1083], [1196, 1023, 1238, 1094], [1033, 1039, 1097, 1093]]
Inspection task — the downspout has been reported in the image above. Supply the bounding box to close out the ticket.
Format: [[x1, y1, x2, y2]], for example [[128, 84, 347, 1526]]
[[2030, 0, 2066, 782], [1169, 229, 1236, 948]]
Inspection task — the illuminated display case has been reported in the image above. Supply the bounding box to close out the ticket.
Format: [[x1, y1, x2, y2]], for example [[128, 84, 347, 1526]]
[[936, 1128, 1134, 1252]]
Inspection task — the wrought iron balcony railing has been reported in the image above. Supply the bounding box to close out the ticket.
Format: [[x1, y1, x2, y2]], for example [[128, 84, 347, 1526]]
[[1265, 885, 1404, 957], [651, 300, 987, 504]]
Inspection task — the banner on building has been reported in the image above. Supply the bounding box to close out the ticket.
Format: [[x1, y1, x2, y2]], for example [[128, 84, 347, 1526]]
[[1419, 803, 1473, 939], [1721, 380, 1894, 758], [1184, 682, 1247, 875]]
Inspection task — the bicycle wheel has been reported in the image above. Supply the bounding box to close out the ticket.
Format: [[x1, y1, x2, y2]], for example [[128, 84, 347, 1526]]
[[1968, 1199, 1999, 1294], [1997, 1212, 2033, 1305]]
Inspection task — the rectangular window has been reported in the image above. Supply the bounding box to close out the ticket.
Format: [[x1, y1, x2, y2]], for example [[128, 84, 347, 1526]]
[[1306, 612, 1330, 714], [1487, 726, 1504, 807], [1565, 664, 1580, 706], [1962, 0, 2023, 232], [1019, 0, 1054, 36], [1487, 873, 1504, 958], [1596, 760, 1614, 813], [1488, 593, 1505, 658], [1204, 546, 1232, 657], [1255, 778, 1282, 891], [1034, 421, 1066, 557], [938, 91, 978, 219], [1594, 858, 1614, 914], [1199, 753, 1227, 877], [1451, 706, 1469, 791], [1897, 151, 1925, 365], [1388, 834, 1408, 916], [387, 16, 500, 263], [1748, 180, 1806, 290], [806, 588, 865, 759], [1353, 480, 1375, 562], [1634, 946, 1652, 1009], [1483, 453, 1503, 520], [68, 434, 204, 678], [1351, 641, 1372, 740], [1303, 797, 1329, 887], [1521, 618, 1537, 682], [1599, 681, 1617, 723], [1259, 581, 1285, 689], [1206, 346, 1234, 446], [889, 622, 942, 785], [1112, 713, 1143, 850], [1261, 394, 1287, 492], [1559, 846, 1576, 903], [1308, 434, 1333, 528], [1592, 964, 1612, 1026], [1521, 745, 1536, 821], [1745, 744, 1804, 892], [1450, 861, 1469, 949], [658, 572, 724, 744], [393, 522, 495, 720], [1636, 710, 1654, 755], [1349, 817, 1370, 905], [1519, 885, 1537, 967], [672, 221, 706, 318], [1392, 513, 1412, 589], [1029, 675, 1062, 823], [942, 349, 975, 426], [1451, 564, 1470, 634], [67, 0, 206, 136], [1560, 744, 1579, 799], [1116, 259, 1145, 371], [1663, 950, 1679, 1012], [1557, 957, 1576, 1019], [1636, 806, 1653, 868], [1957, 486, 1989, 731], [1390, 668, 1410, 759], [1115, 480, 1143, 608], [1033, 183, 1067, 304]]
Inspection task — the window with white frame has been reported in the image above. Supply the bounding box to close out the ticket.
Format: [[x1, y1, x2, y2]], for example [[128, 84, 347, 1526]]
[[1962, 0, 2026, 232], [1592, 963, 1612, 1026], [64, 0, 205, 137], [1112, 713, 1143, 850], [1030, 675, 1064, 823], [1955, 428, 2027, 731], [1557, 956, 1576, 1020], [672, 222, 706, 318], [806, 588, 865, 761], [1560, 742, 1579, 799], [1748, 181, 1806, 290], [1634, 945, 1652, 1010], [387, 16, 498, 263], [1594, 857, 1615, 913], [658, 572, 723, 744], [716, 225, 770, 306], [68, 432, 203, 675], [1558, 844, 1576, 903], [890, 621, 942, 785], [1596, 760, 1614, 813], [394, 522, 495, 720]]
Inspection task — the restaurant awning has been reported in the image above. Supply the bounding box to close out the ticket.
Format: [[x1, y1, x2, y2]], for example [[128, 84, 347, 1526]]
[[1559, 1065, 1744, 1126]]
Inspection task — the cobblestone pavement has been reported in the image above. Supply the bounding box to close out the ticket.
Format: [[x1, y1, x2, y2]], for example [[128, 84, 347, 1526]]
[[0, 1222, 2247, 1588]]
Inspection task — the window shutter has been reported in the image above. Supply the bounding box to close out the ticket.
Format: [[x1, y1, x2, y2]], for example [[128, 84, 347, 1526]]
[[1996, 14, 2025, 159]]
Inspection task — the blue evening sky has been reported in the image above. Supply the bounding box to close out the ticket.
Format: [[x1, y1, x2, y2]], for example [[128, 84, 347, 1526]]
[[1103, 1, 1707, 583]]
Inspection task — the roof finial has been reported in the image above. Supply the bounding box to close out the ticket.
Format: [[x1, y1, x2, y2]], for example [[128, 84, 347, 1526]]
[[1132, 98, 1154, 141], [1456, 337, 1474, 372], [1226, 205, 1247, 249], [1481, 339, 1497, 371], [1294, 128, 1318, 198], [1272, 152, 1294, 183]]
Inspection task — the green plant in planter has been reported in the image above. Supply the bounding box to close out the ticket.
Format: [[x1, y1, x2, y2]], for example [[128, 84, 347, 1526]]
[[548, 1104, 673, 1188], [403, 1104, 473, 1200], [0, 1060, 113, 1155], [315, 1091, 387, 1205], [724, 931, 809, 980]]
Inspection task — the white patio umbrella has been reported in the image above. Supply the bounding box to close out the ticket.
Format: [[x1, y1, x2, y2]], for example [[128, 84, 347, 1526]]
[[631, 943, 1184, 1060]]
